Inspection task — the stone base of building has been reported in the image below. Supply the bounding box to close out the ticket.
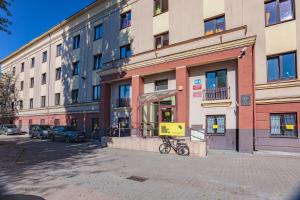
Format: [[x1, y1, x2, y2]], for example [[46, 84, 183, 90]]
[[106, 136, 207, 157]]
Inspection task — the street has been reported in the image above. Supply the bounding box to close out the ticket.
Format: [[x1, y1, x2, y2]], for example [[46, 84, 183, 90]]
[[0, 135, 300, 200]]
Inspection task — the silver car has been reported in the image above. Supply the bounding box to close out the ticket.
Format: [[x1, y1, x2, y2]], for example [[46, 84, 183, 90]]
[[0, 124, 22, 135]]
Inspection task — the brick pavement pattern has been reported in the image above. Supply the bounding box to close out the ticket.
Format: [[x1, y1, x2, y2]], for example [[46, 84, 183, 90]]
[[0, 135, 300, 200]]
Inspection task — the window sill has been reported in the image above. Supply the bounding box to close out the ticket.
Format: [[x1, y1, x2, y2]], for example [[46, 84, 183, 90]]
[[270, 135, 298, 139], [265, 18, 295, 28], [153, 11, 168, 17], [201, 99, 232, 108]]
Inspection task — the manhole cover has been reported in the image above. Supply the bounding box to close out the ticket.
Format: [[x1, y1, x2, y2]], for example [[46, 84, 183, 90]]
[[127, 176, 148, 182]]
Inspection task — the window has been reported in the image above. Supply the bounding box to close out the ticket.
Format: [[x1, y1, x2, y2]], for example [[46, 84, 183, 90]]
[[12, 67, 15, 75], [30, 78, 34, 88], [120, 11, 131, 29], [92, 118, 100, 131], [206, 115, 226, 134], [119, 84, 130, 107], [29, 98, 34, 109], [72, 61, 80, 76], [29, 119, 33, 126], [94, 54, 102, 70], [56, 44, 62, 57], [21, 62, 25, 72], [31, 57, 35, 68], [154, 0, 168, 16], [155, 32, 169, 49], [41, 73, 47, 85], [55, 67, 62, 80], [155, 79, 168, 91], [19, 100, 23, 110], [71, 119, 78, 127], [94, 24, 103, 40], [267, 52, 296, 82], [19, 120, 22, 128], [55, 93, 60, 106], [54, 119, 60, 126], [93, 85, 101, 101], [120, 44, 132, 59], [40, 119, 45, 125], [71, 89, 79, 104], [20, 81, 24, 91], [205, 69, 228, 101], [270, 113, 298, 137], [204, 15, 225, 36], [42, 51, 47, 63], [73, 35, 80, 49], [41, 96, 46, 107], [265, 0, 295, 26]]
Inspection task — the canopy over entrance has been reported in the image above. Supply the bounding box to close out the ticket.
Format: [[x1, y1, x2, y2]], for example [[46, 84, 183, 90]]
[[138, 90, 178, 137]]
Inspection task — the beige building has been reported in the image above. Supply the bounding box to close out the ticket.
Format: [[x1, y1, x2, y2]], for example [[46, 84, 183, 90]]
[[1, 0, 300, 153]]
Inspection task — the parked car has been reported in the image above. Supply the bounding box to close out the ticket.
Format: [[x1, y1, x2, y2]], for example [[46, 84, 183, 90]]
[[0, 124, 22, 135], [29, 125, 52, 139], [49, 126, 85, 143]]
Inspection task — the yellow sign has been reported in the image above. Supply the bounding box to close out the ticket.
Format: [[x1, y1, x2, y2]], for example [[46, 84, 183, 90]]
[[286, 125, 295, 130], [213, 124, 219, 129], [159, 123, 186, 137]]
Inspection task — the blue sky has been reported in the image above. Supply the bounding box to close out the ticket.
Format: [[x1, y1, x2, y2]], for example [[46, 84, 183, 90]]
[[0, 0, 95, 60]]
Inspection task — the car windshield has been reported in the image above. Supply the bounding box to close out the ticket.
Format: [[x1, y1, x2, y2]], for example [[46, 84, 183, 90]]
[[6, 125, 17, 128], [65, 126, 78, 131], [40, 126, 51, 130]]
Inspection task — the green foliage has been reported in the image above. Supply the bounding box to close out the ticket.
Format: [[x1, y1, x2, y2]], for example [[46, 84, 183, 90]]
[[0, 0, 12, 34]]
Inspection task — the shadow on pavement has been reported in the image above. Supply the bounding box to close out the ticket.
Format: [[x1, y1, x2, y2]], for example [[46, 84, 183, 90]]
[[0, 194, 46, 200]]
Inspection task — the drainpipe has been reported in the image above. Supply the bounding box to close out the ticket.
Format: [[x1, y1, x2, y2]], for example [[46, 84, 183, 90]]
[[47, 34, 52, 119]]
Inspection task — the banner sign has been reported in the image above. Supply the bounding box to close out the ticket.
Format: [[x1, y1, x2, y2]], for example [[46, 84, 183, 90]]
[[286, 125, 295, 130], [194, 79, 201, 85], [193, 85, 202, 90], [159, 123, 186, 137], [213, 124, 219, 129], [193, 92, 202, 98]]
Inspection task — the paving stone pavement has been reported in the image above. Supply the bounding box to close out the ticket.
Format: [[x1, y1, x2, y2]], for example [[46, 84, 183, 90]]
[[0, 135, 300, 200]]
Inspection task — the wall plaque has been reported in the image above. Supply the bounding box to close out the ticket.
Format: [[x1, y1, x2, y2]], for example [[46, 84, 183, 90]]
[[241, 95, 251, 106]]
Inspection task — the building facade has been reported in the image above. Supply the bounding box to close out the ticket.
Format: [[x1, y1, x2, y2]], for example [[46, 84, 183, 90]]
[[1, 0, 300, 153]]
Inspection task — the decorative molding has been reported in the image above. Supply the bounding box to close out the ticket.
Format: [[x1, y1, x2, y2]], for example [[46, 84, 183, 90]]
[[98, 36, 256, 76], [256, 80, 300, 90], [256, 96, 300, 105], [201, 99, 232, 108]]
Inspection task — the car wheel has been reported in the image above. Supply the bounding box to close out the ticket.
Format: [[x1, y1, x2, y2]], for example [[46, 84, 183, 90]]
[[50, 135, 55, 142], [30, 134, 34, 139]]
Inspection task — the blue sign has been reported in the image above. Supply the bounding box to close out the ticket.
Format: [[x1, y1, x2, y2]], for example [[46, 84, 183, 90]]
[[194, 79, 201, 85]]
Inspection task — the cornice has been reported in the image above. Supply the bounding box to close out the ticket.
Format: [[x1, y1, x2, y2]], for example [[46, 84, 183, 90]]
[[256, 79, 300, 90]]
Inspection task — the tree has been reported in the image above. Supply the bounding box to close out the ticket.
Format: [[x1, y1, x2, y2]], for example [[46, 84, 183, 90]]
[[0, 73, 20, 124], [0, 0, 12, 34]]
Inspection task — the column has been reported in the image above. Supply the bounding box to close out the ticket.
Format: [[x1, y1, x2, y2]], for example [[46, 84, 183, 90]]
[[131, 75, 144, 134], [176, 66, 189, 125], [237, 46, 255, 153], [99, 82, 111, 130]]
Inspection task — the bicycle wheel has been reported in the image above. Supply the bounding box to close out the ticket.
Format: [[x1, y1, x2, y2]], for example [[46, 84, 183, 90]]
[[177, 145, 190, 156], [159, 143, 171, 154]]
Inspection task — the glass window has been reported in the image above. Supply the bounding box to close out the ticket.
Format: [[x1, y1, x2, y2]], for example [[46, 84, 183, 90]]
[[120, 11, 131, 29], [155, 79, 168, 91], [41, 96, 46, 107], [265, 0, 294, 26], [21, 62, 25, 72], [40, 119, 45, 125], [120, 44, 132, 59], [94, 54, 102, 70], [30, 77, 34, 88], [29, 98, 34, 109], [94, 24, 103, 40], [71, 119, 78, 127], [155, 32, 169, 49], [42, 51, 47, 63], [93, 85, 101, 101], [206, 69, 227, 89], [71, 89, 79, 104], [119, 84, 131, 107], [56, 44, 62, 57], [72, 62, 80, 76], [55, 67, 61, 80], [31, 58, 35, 68], [54, 119, 60, 126], [12, 67, 15, 75], [270, 113, 298, 137], [20, 81, 24, 91], [73, 35, 80, 49], [154, 0, 168, 16], [19, 100, 23, 110], [267, 52, 296, 82], [41, 73, 46, 85], [206, 115, 226, 134], [204, 16, 225, 36], [19, 120, 22, 128], [55, 93, 60, 106]]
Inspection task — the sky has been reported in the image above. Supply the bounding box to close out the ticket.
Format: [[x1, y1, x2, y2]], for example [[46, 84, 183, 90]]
[[0, 0, 95, 61]]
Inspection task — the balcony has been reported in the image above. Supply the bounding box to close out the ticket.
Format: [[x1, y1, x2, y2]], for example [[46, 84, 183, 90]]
[[116, 98, 131, 108], [202, 87, 231, 108]]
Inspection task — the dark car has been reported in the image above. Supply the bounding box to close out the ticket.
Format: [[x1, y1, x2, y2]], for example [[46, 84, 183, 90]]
[[29, 125, 52, 139], [49, 126, 85, 143]]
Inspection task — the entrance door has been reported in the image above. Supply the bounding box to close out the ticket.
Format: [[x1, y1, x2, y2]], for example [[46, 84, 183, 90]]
[[160, 105, 176, 123]]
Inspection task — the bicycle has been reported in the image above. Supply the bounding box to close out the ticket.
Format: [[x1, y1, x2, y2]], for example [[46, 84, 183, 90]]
[[159, 136, 190, 156]]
